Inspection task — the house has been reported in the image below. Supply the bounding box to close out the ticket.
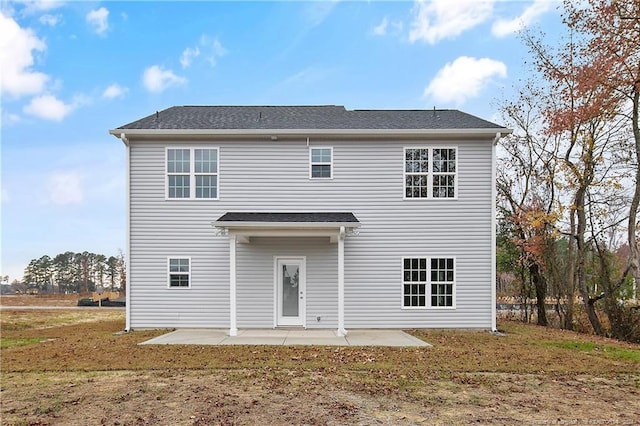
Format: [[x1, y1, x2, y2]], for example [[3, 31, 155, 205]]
[[109, 105, 510, 335]]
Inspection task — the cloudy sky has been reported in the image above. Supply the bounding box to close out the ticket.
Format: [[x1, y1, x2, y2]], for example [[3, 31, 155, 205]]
[[0, 0, 562, 281]]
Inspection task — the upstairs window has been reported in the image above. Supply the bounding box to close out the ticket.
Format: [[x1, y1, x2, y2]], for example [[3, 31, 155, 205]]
[[168, 258, 190, 288], [310, 147, 332, 179], [404, 147, 457, 199], [167, 148, 218, 199]]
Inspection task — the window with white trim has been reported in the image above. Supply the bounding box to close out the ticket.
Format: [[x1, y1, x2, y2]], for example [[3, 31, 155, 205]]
[[430, 258, 454, 307], [310, 147, 332, 179], [168, 258, 190, 288], [402, 257, 455, 308], [403, 258, 427, 307], [167, 148, 218, 199], [404, 147, 457, 198]]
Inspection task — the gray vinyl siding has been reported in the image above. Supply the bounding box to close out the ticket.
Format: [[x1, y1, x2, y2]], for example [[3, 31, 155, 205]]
[[128, 138, 493, 329]]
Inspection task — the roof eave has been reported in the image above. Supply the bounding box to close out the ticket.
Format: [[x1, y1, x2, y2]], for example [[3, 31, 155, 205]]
[[110, 128, 512, 139]]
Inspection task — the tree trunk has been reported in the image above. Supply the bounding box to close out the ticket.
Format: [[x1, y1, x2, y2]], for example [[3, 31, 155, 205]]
[[628, 89, 640, 300], [530, 263, 548, 326], [575, 187, 604, 335]]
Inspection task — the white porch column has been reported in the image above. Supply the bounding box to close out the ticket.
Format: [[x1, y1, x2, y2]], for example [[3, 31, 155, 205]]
[[337, 226, 347, 336], [229, 233, 238, 336]]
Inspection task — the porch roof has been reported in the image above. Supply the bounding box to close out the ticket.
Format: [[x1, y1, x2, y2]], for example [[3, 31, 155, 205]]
[[213, 212, 360, 243], [214, 212, 360, 228]]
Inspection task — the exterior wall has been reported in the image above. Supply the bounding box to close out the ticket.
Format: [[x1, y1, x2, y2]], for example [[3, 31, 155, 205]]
[[128, 137, 493, 329]]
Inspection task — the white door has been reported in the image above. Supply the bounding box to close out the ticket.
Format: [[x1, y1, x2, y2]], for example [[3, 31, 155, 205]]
[[276, 257, 305, 326]]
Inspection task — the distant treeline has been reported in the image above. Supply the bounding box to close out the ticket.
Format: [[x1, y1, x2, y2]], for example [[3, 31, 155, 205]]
[[23, 251, 126, 294]]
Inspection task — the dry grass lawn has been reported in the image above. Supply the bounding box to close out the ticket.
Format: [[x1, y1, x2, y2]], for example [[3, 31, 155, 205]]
[[1, 302, 639, 425]]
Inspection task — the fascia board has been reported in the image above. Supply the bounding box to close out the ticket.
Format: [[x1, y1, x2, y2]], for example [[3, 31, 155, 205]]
[[110, 128, 512, 139]]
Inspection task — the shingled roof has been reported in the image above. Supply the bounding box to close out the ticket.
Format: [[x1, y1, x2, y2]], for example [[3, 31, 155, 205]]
[[115, 105, 507, 131]]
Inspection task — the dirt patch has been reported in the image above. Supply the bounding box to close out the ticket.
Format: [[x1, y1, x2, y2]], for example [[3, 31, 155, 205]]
[[2, 370, 639, 425]]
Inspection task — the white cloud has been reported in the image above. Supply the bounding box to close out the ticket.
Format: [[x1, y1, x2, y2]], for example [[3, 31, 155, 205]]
[[180, 36, 227, 69], [492, 0, 555, 37], [373, 17, 388, 36], [424, 56, 507, 105], [47, 171, 83, 206], [409, 0, 494, 44], [180, 46, 200, 69], [11, 0, 65, 15], [203, 37, 226, 67], [86, 7, 109, 36], [0, 12, 49, 98], [102, 83, 128, 99], [142, 65, 186, 93], [38, 13, 61, 26], [23, 94, 74, 121]]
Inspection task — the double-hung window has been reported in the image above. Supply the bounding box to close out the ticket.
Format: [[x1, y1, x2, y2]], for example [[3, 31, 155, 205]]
[[168, 258, 190, 288], [310, 147, 332, 179], [402, 257, 455, 308], [404, 147, 457, 198], [167, 148, 218, 199]]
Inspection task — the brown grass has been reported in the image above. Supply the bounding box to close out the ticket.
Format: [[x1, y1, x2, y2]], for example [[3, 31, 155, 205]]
[[1, 308, 639, 425]]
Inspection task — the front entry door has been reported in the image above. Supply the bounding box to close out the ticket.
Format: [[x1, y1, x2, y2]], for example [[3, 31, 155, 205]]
[[276, 257, 305, 326]]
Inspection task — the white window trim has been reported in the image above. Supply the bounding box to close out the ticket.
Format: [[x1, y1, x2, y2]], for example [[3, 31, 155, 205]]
[[165, 147, 220, 200], [403, 146, 458, 200], [309, 147, 333, 180], [400, 256, 457, 310], [167, 256, 191, 289]]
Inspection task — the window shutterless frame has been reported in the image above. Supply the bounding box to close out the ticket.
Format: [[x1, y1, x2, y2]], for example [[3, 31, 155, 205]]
[[167, 257, 191, 288], [165, 147, 219, 200], [403, 146, 458, 200], [309, 147, 333, 179], [400, 256, 456, 309]]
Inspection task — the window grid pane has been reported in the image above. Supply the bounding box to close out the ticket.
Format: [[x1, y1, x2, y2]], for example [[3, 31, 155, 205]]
[[311, 165, 331, 178], [168, 175, 190, 198], [405, 148, 429, 173], [195, 149, 217, 173], [433, 175, 455, 198], [433, 149, 456, 173], [195, 175, 217, 199], [403, 257, 427, 307], [311, 148, 331, 163], [167, 149, 190, 173], [170, 274, 190, 287]]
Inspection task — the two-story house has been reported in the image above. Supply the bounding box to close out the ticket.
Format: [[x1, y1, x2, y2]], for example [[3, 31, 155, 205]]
[[110, 105, 509, 336]]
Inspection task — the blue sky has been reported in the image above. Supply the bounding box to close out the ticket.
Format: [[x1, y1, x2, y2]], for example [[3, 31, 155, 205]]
[[0, 0, 562, 281]]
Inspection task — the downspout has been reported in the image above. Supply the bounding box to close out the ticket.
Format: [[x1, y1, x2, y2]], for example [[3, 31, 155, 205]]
[[491, 132, 502, 332], [121, 133, 132, 332], [337, 226, 347, 337]]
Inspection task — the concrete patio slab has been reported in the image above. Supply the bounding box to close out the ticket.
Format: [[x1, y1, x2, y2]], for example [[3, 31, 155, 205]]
[[139, 329, 430, 347]]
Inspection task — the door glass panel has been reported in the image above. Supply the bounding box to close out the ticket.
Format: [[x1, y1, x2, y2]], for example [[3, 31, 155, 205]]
[[282, 264, 299, 317]]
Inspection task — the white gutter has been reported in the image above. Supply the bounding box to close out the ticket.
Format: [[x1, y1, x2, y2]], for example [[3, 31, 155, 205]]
[[122, 133, 131, 331], [109, 128, 511, 138], [490, 132, 504, 332]]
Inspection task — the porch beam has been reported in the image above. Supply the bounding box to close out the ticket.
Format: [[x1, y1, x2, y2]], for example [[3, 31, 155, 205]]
[[337, 226, 347, 336], [229, 234, 238, 336]]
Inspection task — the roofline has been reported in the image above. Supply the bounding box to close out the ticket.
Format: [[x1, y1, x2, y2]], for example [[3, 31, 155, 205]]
[[110, 128, 512, 140]]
